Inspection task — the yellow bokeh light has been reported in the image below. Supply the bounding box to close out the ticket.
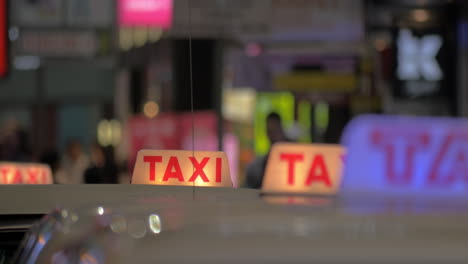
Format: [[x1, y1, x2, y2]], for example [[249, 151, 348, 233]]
[[98, 119, 122, 147], [149, 28, 163, 43], [134, 27, 148, 47], [143, 101, 159, 119], [119, 28, 133, 51], [97, 120, 111, 147]]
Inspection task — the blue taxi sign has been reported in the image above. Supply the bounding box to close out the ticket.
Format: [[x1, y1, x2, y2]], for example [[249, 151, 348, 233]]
[[341, 115, 468, 197]]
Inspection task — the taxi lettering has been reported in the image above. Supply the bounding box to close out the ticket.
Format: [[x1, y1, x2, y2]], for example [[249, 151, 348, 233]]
[[144, 155, 222, 183], [341, 115, 468, 196], [372, 130, 468, 186], [428, 133, 468, 186], [24, 167, 49, 184], [262, 143, 344, 195], [0, 166, 22, 184], [0, 164, 51, 184], [129, 148, 235, 187], [280, 153, 331, 187]]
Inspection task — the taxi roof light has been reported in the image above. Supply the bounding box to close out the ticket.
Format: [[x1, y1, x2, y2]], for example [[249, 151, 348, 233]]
[[0, 162, 53, 185], [132, 149, 232, 187], [261, 143, 345, 195], [341, 115, 468, 197]]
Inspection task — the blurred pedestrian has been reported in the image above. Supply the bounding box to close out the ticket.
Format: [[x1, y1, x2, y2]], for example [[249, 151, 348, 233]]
[[244, 112, 290, 189], [40, 148, 60, 175], [0, 124, 32, 162], [84, 143, 118, 184], [55, 139, 89, 184]]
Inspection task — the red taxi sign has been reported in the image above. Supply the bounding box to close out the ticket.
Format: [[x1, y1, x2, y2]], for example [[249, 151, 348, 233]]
[[262, 143, 345, 195], [132, 150, 232, 187], [341, 115, 468, 197], [0, 163, 53, 184]]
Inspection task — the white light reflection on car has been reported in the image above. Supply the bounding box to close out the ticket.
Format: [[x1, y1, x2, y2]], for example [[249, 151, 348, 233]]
[[97, 206, 105, 216], [110, 215, 128, 234], [148, 214, 162, 234], [128, 219, 147, 239]]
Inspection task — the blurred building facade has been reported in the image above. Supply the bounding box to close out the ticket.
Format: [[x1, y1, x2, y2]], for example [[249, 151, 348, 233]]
[[0, 0, 115, 159]]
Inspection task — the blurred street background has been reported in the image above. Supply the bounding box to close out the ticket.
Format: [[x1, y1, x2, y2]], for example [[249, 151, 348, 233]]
[[0, 0, 466, 186]]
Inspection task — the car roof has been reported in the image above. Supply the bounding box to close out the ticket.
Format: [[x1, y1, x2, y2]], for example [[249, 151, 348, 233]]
[[16, 186, 468, 263], [0, 185, 258, 215]]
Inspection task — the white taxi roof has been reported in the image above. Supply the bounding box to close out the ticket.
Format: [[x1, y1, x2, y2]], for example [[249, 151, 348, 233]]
[[0, 185, 258, 215], [18, 189, 468, 263]]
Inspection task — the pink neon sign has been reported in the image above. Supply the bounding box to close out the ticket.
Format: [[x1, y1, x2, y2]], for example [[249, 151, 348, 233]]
[[119, 0, 172, 28]]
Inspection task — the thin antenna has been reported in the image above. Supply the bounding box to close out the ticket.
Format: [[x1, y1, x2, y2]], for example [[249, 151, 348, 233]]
[[188, 0, 195, 199]]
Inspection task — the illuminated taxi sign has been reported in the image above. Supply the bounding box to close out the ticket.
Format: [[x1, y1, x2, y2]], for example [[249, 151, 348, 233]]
[[132, 150, 232, 187], [341, 115, 468, 196], [0, 163, 53, 184], [262, 143, 345, 195]]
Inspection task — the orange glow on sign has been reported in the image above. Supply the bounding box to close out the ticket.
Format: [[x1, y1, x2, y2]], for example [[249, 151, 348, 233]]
[[262, 143, 345, 195], [0, 163, 53, 184], [132, 150, 232, 187]]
